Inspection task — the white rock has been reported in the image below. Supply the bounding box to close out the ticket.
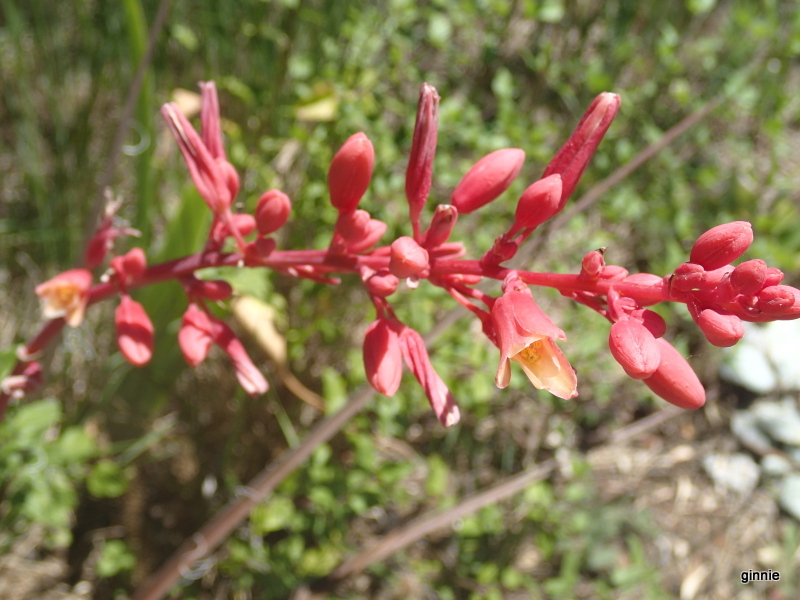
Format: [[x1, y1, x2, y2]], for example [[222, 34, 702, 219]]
[[721, 320, 800, 393], [761, 454, 792, 477], [779, 474, 800, 521], [702, 452, 760, 495], [752, 398, 800, 446]]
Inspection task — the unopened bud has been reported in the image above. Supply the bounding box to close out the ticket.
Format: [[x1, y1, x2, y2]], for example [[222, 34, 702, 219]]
[[451, 148, 525, 214], [756, 285, 800, 316], [730, 259, 767, 295], [363, 269, 399, 297], [115, 295, 154, 367], [423, 204, 458, 248], [197, 280, 233, 301], [692, 307, 744, 347], [111, 248, 147, 284], [255, 189, 292, 235], [763, 267, 784, 289], [363, 318, 403, 396], [210, 213, 256, 246], [217, 159, 240, 201], [599, 265, 628, 281], [580, 249, 605, 279], [390, 236, 430, 279], [513, 174, 563, 231], [631, 309, 667, 338], [346, 219, 386, 254], [335, 209, 371, 243], [328, 132, 375, 213], [406, 83, 440, 224], [672, 262, 706, 292], [542, 92, 621, 206], [689, 221, 753, 271], [178, 303, 214, 367], [643, 338, 706, 410], [608, 319, 661, 379]]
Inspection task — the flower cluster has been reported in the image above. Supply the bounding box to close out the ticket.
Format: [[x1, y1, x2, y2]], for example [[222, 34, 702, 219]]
[[7, 81, 799, 427]]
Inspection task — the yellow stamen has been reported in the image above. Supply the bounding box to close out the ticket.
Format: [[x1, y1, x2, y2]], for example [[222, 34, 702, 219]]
[[519, 340, 544, 363]]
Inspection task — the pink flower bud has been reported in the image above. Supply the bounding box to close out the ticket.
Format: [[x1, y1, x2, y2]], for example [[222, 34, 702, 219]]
[[692, 307, 744, 347], [84, 232, 112, 270], [217, 159, 240, 201], [451, 148, 525, 214], [255, 189, 292, 235], [542, 92, 620, 205], [631, 309, 667, 338], [406, 83, 440, 224], [328, 132, 375, 213], [1, 361, 43, 400], [643, 338, 705, 410], [200, 81, 225, 160], [345, 219, 386, 254], [763, 267, 784, 288], [513, 174, 563, 231], [249, 237, 277, 259], [397, 324, 460, 427], [730, 259, 767, 295], [197, 280, 233, 301], [35, 268, 93, 327], [580, 249, 605, 279], [703, 264, 735, 288], [362, 269, 399, 297], [178, 303, 214, 367], [115, 295, 154, 367], [689, 221, 753, 271], [161, 103, 232, 214], [111, 248, 147, 286], [756, 285, 800, 317], [422, 204, 458, 248], [599, 265, 629, 281], [212, 320, 268, 396], [335, 209, 371, 243], [390, 237, 430, 279], [608, 319, 660, 379], [208, 214, 255, 249], [672, 262, 706, 292], [363, 318, 403, 396]]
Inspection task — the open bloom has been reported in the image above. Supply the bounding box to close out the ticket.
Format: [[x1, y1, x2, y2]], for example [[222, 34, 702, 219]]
[[491, 278, 577, 399], [35, 268, 93, 327]]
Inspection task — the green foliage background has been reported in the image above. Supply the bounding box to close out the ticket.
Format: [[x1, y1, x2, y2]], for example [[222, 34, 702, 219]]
[[1, 0, 799, 598]]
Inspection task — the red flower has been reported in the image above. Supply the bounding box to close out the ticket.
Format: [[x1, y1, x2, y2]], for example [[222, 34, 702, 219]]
[[491, 278, 577, 399], [115, 295, 154, 367], [35, 269, 93, 327]]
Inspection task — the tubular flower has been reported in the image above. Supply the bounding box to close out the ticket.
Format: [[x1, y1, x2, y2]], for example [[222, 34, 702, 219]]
[[397, 323, 460, 427], [115, 295, 154, 367], [451, 148, 525, 214], [35, 268, 93, 327], [491, 277, 577, 399], [363, 318, 403, 396]]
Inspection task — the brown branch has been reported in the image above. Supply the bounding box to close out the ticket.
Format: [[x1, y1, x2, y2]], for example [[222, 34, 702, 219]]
[[83, 0, 174, 246], [131, 385, 377, 600], [289, 405, 685, 600]]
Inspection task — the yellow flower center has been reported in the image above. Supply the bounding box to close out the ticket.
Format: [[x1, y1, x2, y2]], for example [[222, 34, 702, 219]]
[[518, 339, 544, 363]]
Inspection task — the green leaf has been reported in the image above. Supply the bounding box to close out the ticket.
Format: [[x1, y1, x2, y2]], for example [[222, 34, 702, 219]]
[[96, 539, 136, 577], [87, 459, 130, 498]]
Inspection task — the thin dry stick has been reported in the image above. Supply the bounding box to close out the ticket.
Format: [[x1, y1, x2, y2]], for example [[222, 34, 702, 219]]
[[131, 98, 718, 600], [84, 0, 174, 243], [289, 405, 685, 600], [131, 385, 376, 600]]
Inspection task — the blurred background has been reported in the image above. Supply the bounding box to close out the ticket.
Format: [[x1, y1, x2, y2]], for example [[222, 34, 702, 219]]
[[1, 0, 800, 598]]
